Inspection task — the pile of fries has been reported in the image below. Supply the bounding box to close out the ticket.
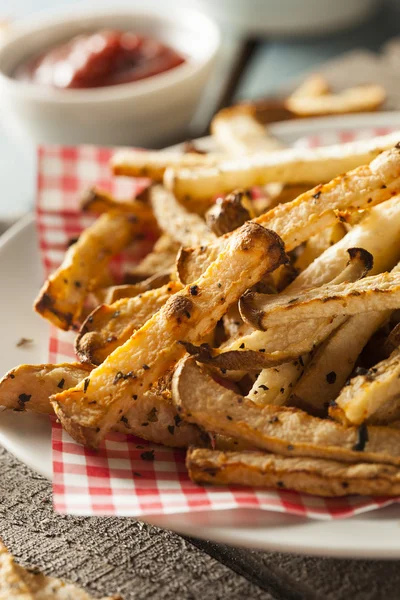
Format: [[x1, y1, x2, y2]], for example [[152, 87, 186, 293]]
[[3, 90, 400, 498]]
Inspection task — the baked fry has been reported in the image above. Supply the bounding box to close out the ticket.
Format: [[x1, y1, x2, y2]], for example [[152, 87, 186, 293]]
[[34, 212, 142, 330], [51, 223, 287, 447], [211, 105, 284, 156], [0, 363, 92, 414], [165, 131, 400, 204], [76, 281, 183, 365], [286, 84, 386, 117], [173, 357, 400, 466], [294, 223, 346, 272], [289, 311, 389, 415], [124, 234, 179, 283], [93, 271, 171, 304], [150, 185, 216, 246], [247, 359, 308, 405], [187, 448, 400, 497], [240, 268, 400, 330], [81, 186, 155, 223], [0, 363, 202, 448], [289, 74, 330, 99], [205, 189, 254, 236], [175, 146, 400, 283], [331, 347, 400, 426], [110, 148, 221, 180]]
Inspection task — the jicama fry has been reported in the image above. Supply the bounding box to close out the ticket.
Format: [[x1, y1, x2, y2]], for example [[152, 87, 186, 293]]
[[205, 189, 254, 236], [165, 131, 400, 204], [288, 74, 330, 99], [173, 357, 400, 466], [286, 84, 386, 117], [289, 311, 389, 415], [247, 358, 308, 405], [241, 265, 400, 330], [0, 363, 202, 448], [175, 146, 400, 283], [51, 223, 287, 447], [0, 363, 92, 414], [294, 223, 347, 272], [81, 186, 155, 222], [76, 281, 182, 365], [110, 148, 221, 180], [124, 234, 179, 283], [93, 271, 171, 305], [149, 185, 216, 247], [187, 448, 400, 497], [34, 212, 144, 330], [211, 105, 284, 156], [331, 347, 400, 426], [289, 194, 400, 292]]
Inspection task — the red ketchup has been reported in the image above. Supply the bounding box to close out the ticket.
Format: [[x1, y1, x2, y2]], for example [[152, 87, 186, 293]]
[[14, 30, 186, 89]]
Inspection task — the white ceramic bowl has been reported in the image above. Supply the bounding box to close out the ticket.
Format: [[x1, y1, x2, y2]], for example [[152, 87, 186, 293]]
[[189, 0, 378, 36], [0, 5, 220, 147]]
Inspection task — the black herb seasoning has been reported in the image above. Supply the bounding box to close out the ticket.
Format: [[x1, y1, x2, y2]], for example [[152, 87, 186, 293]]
[[189, 285, 199, 296], [167, 425, 175, 435], [83, 378, 90, 392], [18, 393, 31, 406], [259, 384, 269, 390], [132, 394, 138, 400], [239, 343, 245, 349], [174, 414, 182, 427], [287, 444, 294, 451], [141, 450, 155, 461], [147, 407, 158, 422], [313, 191, 321, 199], [142, 364, 150, 371], [352, 423, 369, 452], [226, 415, 233, 420], [57, 378, 65, 389], [326, 371, 337, 384]]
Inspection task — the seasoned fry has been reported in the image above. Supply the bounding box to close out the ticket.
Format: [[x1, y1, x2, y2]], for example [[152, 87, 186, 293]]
[[240, 268, 400, 330], [289, 311, 389, 415], [165, 132, 400, 204], [81, 186, 155, 223], [289, 74, 330, 99], [187, 448, 400, 497], [51, 223, 287, 447], [150, 185, 216, 246], [331, 347, 400, 426], [0, 363, 92, 414], [294, 223, 346, 272], [124, 234, 179, 283], [187, 318, 343, 369], [76, 281, 182, 365], [286, 84, 386, 117], [205, 189, 254, 236], [183, 316, 346, 369], [247, 359, 308, 405], [34, 212, 143, 330], [0, 363, 202, 448], [111, 148, 221, 180], [93, 271, 171, 304], [175, 146, 400, 283], [211, 105, 284, 156], [173, 357, 400, 466]]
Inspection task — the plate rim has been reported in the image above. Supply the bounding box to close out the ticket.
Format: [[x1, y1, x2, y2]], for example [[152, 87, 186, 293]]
[[2, 113, 400, 557]]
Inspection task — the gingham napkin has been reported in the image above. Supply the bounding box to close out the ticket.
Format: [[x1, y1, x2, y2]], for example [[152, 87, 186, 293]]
[[36, 134, 399, 519]]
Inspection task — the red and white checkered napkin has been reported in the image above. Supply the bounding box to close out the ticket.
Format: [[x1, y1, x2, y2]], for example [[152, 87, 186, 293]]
[[36, 132, 399, 520]]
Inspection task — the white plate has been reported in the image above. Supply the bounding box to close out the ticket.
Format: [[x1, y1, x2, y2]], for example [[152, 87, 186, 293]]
[[2, 113, 400, 558]]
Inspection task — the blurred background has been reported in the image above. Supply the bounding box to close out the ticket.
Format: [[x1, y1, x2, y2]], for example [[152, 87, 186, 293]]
[[0, 0, 400, 225]]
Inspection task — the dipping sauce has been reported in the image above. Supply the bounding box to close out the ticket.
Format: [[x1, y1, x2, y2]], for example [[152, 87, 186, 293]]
[[14, 30, 186, 89]]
